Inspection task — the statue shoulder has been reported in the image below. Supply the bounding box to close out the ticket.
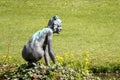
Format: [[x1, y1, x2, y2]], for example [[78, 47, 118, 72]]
[[43, 28, 53, 34]]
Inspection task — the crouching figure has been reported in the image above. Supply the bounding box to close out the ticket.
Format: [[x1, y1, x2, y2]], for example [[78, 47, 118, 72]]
[[22, 16, 62, 66]]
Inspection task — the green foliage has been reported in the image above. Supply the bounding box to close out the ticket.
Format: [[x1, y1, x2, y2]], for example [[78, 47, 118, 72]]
[[90, 63, 120, 73], [2, 62, 81, 80], [0, 52, 120, 80]]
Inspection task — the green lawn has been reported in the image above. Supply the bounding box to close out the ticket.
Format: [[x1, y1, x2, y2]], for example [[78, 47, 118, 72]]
[[0, 0, 120, 66]]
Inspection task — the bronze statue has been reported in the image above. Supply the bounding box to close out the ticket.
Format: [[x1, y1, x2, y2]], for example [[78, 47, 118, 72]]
[[22, 16, 62, 66]]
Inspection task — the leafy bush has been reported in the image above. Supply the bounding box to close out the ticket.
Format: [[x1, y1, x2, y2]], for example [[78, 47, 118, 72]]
[[0, 51, 120, 80], [2, 62, 81, 80], [90, 63, 120, 73]]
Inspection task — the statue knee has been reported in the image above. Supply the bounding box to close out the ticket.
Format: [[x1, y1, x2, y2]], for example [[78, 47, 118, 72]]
[[22, 45, 28, 61]]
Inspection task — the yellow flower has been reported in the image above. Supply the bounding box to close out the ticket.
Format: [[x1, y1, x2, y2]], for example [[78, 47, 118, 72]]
[[56, 55, 64, 64], [85, 61, 89, 65], [84, 58, 89, 62], [2, 55, 6, 58], [69, 53, 74, 59], [84, 51, 89, 58], [2, 55, 12, 61], [84, 69, 89, 73], [63, 53, 69, 58], [8, 56, 12, 60]]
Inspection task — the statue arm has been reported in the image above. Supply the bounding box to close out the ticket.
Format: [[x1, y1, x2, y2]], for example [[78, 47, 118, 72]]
[[44, 45, 50, 66], [47, 32, 56, 64]]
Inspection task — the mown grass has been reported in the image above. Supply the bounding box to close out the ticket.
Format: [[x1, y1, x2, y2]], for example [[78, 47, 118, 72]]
[[0, 0, 120, 75]]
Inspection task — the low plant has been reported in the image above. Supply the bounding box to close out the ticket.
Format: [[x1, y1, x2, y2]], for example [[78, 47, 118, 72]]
[[2, 62, 81, 80], [1, 51, 120, 80]]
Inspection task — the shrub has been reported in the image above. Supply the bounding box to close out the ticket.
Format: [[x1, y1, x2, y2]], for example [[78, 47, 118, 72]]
[[2, 62, 82, 80]]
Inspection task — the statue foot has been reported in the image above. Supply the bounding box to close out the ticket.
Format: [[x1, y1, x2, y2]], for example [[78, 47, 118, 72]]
[[28, 62, 36, 68]]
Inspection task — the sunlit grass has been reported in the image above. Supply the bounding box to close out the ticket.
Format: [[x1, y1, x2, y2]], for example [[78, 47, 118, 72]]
[[0, 0, 120, 69]]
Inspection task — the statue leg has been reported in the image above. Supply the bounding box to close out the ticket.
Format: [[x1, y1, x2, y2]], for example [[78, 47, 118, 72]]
[[32, 40, 44, 62], [22, 44, 34, 62]]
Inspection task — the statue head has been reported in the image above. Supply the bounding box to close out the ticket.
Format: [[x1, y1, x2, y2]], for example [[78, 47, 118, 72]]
[[47, 15, 62, 34]]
